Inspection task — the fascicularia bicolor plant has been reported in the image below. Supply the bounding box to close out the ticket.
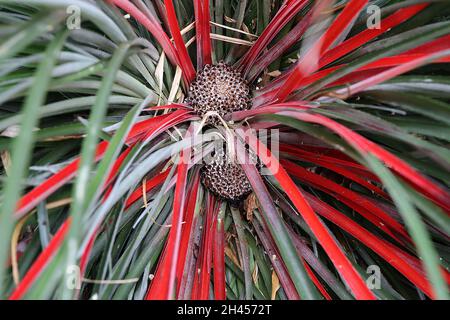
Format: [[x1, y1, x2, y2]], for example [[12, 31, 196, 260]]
[[0, 0, 449, 300]]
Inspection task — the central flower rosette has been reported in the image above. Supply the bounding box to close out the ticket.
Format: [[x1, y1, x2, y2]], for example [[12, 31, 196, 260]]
[[186, 62, 251, 125], [186, 63, 254, 202]]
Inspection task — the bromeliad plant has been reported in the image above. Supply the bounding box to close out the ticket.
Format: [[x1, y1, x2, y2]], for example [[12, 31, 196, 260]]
[[0, 0, 449, 300]]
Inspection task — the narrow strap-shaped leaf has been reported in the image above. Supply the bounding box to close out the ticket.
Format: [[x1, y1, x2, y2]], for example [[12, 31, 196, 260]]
[[164, 0, 196, 83], [329, 49, 450, 98], [194, 0, 212, 69], [302, 192, 437, 298], [274, 0, 368, 102], [237, 0, 309, 76], [279, 110, 450, 211], [281, 159, 410, 244], [9, 218, 71, 300], [236, 128, 376, 300], [61, 41, 140, 299], [319, 4, 428, 68], [365, 155, 449, 299], [236, 136, 328, 300], [230, 206, 253, 300], [213, 202, 226, 300], [146, 146, 191, 299], [0, 30, 68, 296], [109, 0, 181, 75], [247, 9, 313, 82]]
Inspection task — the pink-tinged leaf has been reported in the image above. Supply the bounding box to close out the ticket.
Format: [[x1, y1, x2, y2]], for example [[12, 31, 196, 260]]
[[266, 50, 450, 103], [146, 147, 191, 300], [319, 4, 428, 68], [145, 103, 189, 111], [198, 196, 218, 299], [191, 194, 217, 299], [325, 51, 450, 89], [9, 219, 72, 300], [124, 169, 171, 208], [329, 49, 450, 98], [246, 9, 314, 82], [103, 145, 135, 200], [280, 144, 389, 199], [236, 139, 316, 298], [177, 212, 202, 299], [16, 141, 108, 220], [254, 4, 429, 105], [16, 110, 191, 220], [283, 219, 352, 299], [304, 263, 332, 300], [237, 0, 309, 76], [79, 225, 96, 276], [280, 159, 410, 245], [108, 0, 188, 83], [236, 128, 376, 300], [194, 0, 212, 69], [164, 1, 196, 83], [10, 111, 193, 299], [303, 192, 444, 298], [278, 110, 450, 212], [213, 205, 226, 300], [176, 171, 201, 294], [127, 109, 193, 144], [273, 0, 368, 102], [252, 217, 300, 300], [80, 146, 134, 274], [233, 104, 450, 211], [319, 0, 369, 56], [404, 34, 450, 56]]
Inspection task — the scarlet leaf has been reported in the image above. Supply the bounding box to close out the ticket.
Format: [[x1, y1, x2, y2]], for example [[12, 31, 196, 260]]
[[236, 128, 376, 300]]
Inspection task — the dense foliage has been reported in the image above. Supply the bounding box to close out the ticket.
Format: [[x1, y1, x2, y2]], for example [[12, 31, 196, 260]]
[[0, 0, 449, 300]]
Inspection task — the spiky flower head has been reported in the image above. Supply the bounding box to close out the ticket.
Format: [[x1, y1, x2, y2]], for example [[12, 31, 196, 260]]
[[200, 148, 252, 202], [186, 62, 251, 125]]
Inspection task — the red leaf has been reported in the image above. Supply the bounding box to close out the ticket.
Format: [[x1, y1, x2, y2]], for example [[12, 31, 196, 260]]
[[280, 144, 388, 198], [80, 145, 135, 274], [146, 147, 191, 299], [236, 128, 376, 300], [304, 263, 332, 300], [190, 194, 217, 299], [330, 49, 450, 98], [237, 0, 309, 76], [194, 0, 212, 69], [9, 219, 72, 300], [124, 169, 171, 209], [280, 111, 450, 211], [10, 110, 192, 299], [246, 7, 313, 82], [280, 159, 409, 244], [273, 0, 369, 102], [16, 141, 109, 219], [257, 3, 433, 104], [164, 1, 196, 83], [319, 4, 429, 68], [198, 196, 218, 299], [16, 110, 191, 220], [176, 171, 201, 294], [108, 0, 191, 84], [303, 192, 441, 298], [212, 206, 226, 300]]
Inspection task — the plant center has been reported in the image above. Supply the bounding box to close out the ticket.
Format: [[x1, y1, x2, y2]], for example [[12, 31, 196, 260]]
[[187, 63, 253, 202], [186, 62, 251, 125]]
